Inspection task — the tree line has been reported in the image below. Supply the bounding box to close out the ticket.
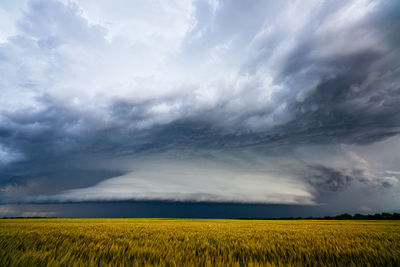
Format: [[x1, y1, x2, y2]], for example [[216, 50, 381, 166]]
[[238, 212, 400, 220]]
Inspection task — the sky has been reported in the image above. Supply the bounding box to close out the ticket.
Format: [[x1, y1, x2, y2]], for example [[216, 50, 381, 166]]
[[0, 0, 400, 218]]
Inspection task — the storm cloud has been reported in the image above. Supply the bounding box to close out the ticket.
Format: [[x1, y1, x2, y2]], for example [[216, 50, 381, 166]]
[[1, 0, 400, 216]]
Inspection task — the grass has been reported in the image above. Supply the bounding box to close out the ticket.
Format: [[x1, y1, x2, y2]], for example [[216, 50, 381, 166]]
[[0, 219, 399, 266]]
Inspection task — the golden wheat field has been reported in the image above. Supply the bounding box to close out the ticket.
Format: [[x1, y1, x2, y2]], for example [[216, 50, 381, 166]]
[[0, 219, 399, 266]]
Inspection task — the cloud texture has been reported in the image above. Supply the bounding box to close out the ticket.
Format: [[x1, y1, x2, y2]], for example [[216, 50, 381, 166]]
[[1, 0, 400, 215]]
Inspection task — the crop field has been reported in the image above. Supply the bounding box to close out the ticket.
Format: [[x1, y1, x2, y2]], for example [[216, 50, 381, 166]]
[[0, 219, 399, 266]]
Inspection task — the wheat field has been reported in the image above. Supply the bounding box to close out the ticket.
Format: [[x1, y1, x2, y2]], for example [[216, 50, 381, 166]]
[[0, 219, 399, 266]]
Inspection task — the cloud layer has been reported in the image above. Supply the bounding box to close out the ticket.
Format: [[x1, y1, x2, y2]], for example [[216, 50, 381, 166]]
[[1, 0, 400, 214]]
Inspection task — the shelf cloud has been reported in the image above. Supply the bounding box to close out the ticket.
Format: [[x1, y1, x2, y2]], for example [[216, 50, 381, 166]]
[[1, 0, 400, 216]]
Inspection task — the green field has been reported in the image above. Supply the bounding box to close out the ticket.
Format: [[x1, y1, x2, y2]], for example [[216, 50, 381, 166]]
[[0, 219, 399, 266]]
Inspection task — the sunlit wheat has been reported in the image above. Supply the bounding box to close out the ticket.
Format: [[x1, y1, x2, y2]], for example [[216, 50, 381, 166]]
[[1, 219, 399, 266]]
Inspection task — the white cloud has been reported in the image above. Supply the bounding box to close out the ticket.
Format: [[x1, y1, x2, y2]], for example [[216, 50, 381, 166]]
[[0, 0, 29, 42], [386, 170, 400, 175], [33, 158, 315, 204]]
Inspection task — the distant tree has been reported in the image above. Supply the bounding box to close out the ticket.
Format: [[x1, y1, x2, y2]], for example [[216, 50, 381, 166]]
[[236, 212, 400, 220], [372, 213, 383, 219], [353, 213, 366, 220], [334, 213, 353, 220]]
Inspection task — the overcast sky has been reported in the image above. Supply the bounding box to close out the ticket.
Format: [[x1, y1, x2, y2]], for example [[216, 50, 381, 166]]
[[1, 0, 400, 218]]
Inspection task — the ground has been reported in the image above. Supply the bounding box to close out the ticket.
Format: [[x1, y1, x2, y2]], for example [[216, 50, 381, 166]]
[[1, 219, 399, 266]]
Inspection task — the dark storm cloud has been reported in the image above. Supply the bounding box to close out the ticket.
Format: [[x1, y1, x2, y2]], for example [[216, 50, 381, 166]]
[[306, 165, 353, 193], [1, 0, 400, 210], [2, 0, 399, 153], [259, 0, 400, 146], [247, 8, 400, 147], [130, 0, 400, 149]]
